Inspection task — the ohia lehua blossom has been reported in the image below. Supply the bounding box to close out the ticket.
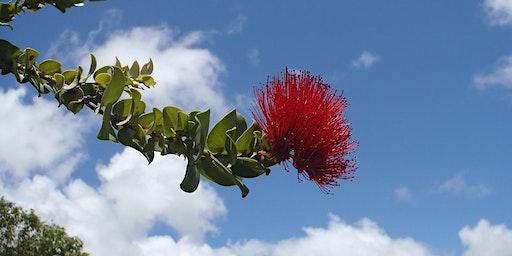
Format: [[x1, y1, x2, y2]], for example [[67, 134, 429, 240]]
[[253, 68, 357, 193]]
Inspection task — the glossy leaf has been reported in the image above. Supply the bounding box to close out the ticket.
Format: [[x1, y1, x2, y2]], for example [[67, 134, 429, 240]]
[[225, 127, 238, 166], [235, 123, 258, 156], [87, 54, 97, 77], [38, 59, 61, 75], [180, 155, 200, 193], [129, 61, 139, 78], [140, 59, 153, 75], [207, 109, 237, 153], [94, 72, 111, 88], [62, 70, 78, 85], [112, 100, 133, 126], [193, 110, 210, 158], [234, 112, 247, 140], [231, 157, 267, 178], [97, 104, 118, 142], [52, 73, 65, 90], [23, 48, 39, 67], [100, 66, 125, 106], [198, 154, 249, 197], [162, 106, 180, 137]]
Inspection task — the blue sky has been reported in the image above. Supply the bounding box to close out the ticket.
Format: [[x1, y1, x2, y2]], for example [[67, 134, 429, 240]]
[[1, 1, 512, 255]]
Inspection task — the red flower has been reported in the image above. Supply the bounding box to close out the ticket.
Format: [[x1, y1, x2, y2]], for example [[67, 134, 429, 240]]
[[253, 69, 357, 193]]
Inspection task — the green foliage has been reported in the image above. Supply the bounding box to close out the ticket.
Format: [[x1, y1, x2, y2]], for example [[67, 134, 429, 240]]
[[0, 197, 89, 256], [0, 0, 103, 28], [0, 36, 275, 198]]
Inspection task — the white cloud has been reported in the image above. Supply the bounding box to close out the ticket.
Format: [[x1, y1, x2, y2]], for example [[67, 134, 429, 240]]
[[352, 51, 379, 69], [107, 213, 437, 256], [226, 15, 247, 35], [474, 55, 512, 90], [394, 186, 413, 201], [0, 88, 88, 183], [248, 48, 261, 65], [483, 0, 512, 26], [460, 219, 512, 256], [434, 174, 493, 198], [1, 148, 227, 256], [81, 26, 229, 117], [49, 24, 230, 118]]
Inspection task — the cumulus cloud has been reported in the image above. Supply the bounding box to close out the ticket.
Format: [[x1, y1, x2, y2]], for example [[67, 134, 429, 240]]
[[352, 51, 379, 69], [1, 148, 227, 256], [82, 26, 229, 117], [483, 0, 512, 26], [135, 215, 435, 256], [1, 20, 231, 255], [460, 219, 512, 256], [473, 55, 512, 90], [0, 87, 88, 183], [48, 24, 229, 118], [434, 174, 493, 198]]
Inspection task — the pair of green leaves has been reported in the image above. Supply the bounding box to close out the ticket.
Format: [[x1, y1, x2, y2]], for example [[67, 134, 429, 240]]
[[186, 110, 273, 197]]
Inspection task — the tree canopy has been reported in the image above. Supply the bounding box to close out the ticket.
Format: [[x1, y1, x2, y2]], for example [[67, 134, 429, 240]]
[[0, 197, 89, 256]]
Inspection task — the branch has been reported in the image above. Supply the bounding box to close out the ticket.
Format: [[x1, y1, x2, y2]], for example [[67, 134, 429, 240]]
[[0, 39, 276, 197]]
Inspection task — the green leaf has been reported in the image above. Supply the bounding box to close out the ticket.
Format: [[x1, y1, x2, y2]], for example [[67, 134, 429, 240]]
[[52, 73, 65, 90], [94, 72, 111, 88], [62, 67, 82, 90], [115, 57, 122, 68], [112, 100, 133, 126], [142, 139, 155, 163], [162, 106, 181, 137], [97, 104, 118, 142], [235, 123, 258, 156], [129, 88, 142, 101], [118, 126, 144, 149], [30, 75, 48, 94], [23, 48, 39, 67], [198, 154, 249, 197], [38, 59, 61, 75], [129, 61, 140, 78], [62, 70, 78, 85], [163, 106, 189, 132], [139, 75, 156, 87], [52, 0, 85, 13], [260, 134, 272, 152], [193, 110, 210, 158], [140, 59, 153, 75], [234, 112, 247, 140], [87, 54, 97, 77], [207, 109, 237, 153], [231, 157, 267, 178], [180, 155, 200, 193], [0, 40, 21, 74], [151, 108, 164, 135], [225, 127, 238, 166], [61, 88, 84, 114], [138, 112, 154, 131], [93, 66, 111, 78], [112, 98, 146, 126], [0, 3, 17, 24], [100, 66, 126, 106], [81, 82, 96, 96], [19, 48, 39, 78]]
